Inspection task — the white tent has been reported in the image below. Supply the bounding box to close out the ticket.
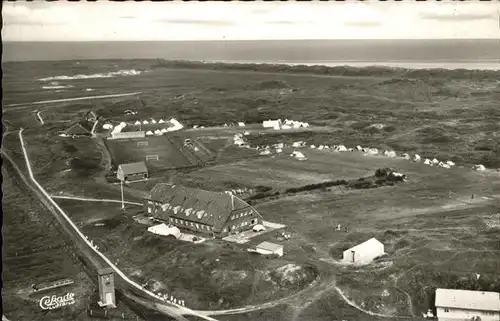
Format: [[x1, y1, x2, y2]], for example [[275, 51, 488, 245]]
[[134, 120, 141, 125], [446, 160, 455, 166], [413, 154, 421, 162], [310, 145, 316, 149], [432, 158, 440, 165], [143, 120, 149, 124], [147, 224, 181, 238], [336, 145, 348, 152], [154, 129, 163, 136], [243, 131, 250, 136], [259, 150, 271, 155], [159, 119, 165, 123], [424, 159, 432, 165], [160, 128, 168, 133], [472, 164, 486, 171], [318, 145, 324, 150], [276, 143, 284, 149], [348, 148, 354, 152], [401, 153, 410, 160], [356, 145, 363, 151], [292, 142, 301, 148], [441, 164, 451, 169], [151, 119, 157, 124], [273, 125, 281, 130], [276, 148, 283, 153], [342, 237, 385, 264], [146, 130, 154, 136], [384, 150, 397, 158], [282, 125, 292, 130], [102, 124, 113, 130], [365, 148, 378, 155], [324, 145, 330, 149], [294, 151, 306, 160], [238, 122, 245, 127]]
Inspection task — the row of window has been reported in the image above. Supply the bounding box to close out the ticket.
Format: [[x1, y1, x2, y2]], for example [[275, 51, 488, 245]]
[[148, 200, 214, 220], [170, 217, 213, 231], [231, 210, 253, 220], [223, 220, 255, 233]]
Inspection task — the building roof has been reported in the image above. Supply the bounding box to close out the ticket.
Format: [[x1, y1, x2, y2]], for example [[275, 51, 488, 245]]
[[118, 162, 148, 175], [435, 288, 500, 311], [346, 237, 384, 253], [64, 122, 92, 135], [257, 241, 283, 252], [97, 267, 114, 275], [146, 183, 258, 231]]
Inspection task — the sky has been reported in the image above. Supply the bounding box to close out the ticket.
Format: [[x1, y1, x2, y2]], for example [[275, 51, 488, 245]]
[[2, 1, 499, 41]]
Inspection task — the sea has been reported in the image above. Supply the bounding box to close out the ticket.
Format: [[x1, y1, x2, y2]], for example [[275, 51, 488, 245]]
[[3, 39, 500, 70]]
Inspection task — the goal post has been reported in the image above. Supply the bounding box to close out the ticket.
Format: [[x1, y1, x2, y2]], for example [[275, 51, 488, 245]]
[[145, 155, 159, 161]]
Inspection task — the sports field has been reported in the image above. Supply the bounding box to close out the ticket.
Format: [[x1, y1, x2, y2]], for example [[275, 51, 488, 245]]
[[105, 135, 195, 173]]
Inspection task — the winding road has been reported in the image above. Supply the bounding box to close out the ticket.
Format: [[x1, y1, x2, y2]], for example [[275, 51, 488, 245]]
[[11, 128, 218, 321]]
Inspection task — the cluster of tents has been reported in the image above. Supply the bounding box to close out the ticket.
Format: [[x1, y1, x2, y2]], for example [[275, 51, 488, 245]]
[[224, 188, 253, 195], [262, 119, 309, 130], [233, 133, 250, 148]]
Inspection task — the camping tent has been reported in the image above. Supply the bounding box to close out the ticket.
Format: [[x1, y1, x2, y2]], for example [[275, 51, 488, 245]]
[[294, 151, 306, 160], [413, 154, 421, 162], [146, 130, 154, 136], [472, 164, 486, 171], [134, 120, 141, 125], [143, 120, 149, 124], [161, 128, 168, 133], [446, 161, 455, 166], [342, 237, 385, 264], [276, 148, 283, 153], [147, 224, 181, 238], [401, 153, 410, 160], [384, 150, 397, 158], [151, 119, 157, 124], [336, 145, 348, 152], [159, 119, 165, 123], [365, 148, 378, 155], [356, 145, 363, 151], [238, 122, 245, 127], [253, 224, 266, 232], [432, 158, 440, 165], [102, 124, 113, 130], [154, 129, 162, 136], [424, 159, 432, 165], [260, 150, 271, 155]]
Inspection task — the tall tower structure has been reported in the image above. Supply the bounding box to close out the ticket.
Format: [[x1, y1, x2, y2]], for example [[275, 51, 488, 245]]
[[97, 267, 116, 308]]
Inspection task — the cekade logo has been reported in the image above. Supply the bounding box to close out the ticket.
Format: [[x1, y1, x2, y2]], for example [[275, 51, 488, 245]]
[[39, 293, 76, 310]]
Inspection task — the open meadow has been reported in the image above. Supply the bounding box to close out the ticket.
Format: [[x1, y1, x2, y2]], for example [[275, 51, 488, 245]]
[[3, 59, 500, 321]]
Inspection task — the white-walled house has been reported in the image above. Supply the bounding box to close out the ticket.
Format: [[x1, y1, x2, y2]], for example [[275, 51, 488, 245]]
[[342, 237, 385, 264], [435, 288, 500, 321], [256, 242, 284, 257]]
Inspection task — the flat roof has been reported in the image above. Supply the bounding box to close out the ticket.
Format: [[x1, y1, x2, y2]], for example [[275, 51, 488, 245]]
[[257, 241, 283, 252], [435, 288, 500, 311]]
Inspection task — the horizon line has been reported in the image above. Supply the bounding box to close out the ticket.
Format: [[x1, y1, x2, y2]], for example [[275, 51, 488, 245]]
[[3, 38, 500, 43]]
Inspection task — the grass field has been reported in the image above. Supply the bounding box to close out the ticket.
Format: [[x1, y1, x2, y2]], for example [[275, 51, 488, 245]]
[[105, 135, 195, 172], [3, 59, 500, 321]]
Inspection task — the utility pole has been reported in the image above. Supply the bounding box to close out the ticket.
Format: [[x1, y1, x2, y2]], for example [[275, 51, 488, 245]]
[[120, 179, 125, 210]]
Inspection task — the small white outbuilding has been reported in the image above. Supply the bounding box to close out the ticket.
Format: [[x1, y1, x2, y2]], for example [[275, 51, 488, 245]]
[[384, 150, 397, 158], [256, 241, 284, 257], [342, 237, 385, 264]]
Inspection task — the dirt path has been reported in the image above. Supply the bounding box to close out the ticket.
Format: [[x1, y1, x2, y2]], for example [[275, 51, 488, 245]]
[[50, 195, 143, 206]]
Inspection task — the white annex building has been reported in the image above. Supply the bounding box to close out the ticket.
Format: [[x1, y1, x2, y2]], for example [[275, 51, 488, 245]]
[[435, 288, 500, 321], [342, 237, 385, 264], [256, 242, 284, 257]]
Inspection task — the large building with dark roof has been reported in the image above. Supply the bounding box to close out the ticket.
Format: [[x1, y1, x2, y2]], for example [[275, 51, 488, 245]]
[[144, 183, 263, 237]]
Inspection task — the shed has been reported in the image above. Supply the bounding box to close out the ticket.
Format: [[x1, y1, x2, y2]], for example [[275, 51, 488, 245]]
[[435, 288, 500, 321], [342, 237, 384, 264], [256, 242, 284, 257], [117, 162, 148, 181]]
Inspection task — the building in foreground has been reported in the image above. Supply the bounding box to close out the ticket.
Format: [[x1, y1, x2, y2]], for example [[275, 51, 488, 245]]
[[116, 162, 149, 182], [342, 237, 385, 264], [256, 242, 283, 257], [144, 183, 263, 237], [435, 288, 500, 321]]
